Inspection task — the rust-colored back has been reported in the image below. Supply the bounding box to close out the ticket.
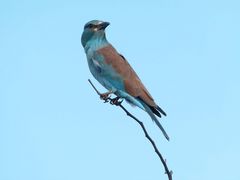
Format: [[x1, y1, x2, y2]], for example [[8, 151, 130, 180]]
[[97, 45, 157, 107]]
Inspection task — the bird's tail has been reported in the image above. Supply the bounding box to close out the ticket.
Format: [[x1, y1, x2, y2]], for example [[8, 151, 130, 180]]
[[139, 101, 170, 141]]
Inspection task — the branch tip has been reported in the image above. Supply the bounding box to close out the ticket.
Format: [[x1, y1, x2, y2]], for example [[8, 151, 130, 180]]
[[88, 79, 173, 180]]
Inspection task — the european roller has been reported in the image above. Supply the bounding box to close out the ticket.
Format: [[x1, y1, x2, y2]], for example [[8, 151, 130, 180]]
[[81, 20, 169, 140]]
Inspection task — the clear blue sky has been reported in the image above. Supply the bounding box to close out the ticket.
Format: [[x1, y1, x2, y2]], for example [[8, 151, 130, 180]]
[[1, 0, 240, 180]]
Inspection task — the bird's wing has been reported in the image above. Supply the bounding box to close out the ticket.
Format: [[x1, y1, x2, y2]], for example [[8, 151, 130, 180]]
[[97, 45, 157, 107]]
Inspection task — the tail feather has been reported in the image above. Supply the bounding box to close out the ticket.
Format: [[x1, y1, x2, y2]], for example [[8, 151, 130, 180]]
[[140, 102, 170, 141], [149, 106, 162, 118], [156, 105, 167, 117], [149, 105, 167, 118]]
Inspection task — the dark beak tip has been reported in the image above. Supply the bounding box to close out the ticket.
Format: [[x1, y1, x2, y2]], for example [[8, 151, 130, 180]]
[[99, 22, 110, 30], [104, 22, 110, 27]]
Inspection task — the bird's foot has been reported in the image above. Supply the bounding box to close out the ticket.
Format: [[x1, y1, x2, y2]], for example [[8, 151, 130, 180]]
[[110, 97, 123, 106], [100, 91, 113, 103]]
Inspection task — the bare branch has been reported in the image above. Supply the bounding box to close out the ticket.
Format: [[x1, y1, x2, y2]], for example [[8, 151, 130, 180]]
[[88, 79, 173, 180]]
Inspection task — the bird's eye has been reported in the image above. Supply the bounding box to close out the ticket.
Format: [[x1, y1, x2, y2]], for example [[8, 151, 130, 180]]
[[88, 24, 93, 28], [84, 24, 94, 29]]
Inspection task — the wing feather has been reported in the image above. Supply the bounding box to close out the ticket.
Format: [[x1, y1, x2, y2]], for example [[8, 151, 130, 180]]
[[97, 45, 157, 107]]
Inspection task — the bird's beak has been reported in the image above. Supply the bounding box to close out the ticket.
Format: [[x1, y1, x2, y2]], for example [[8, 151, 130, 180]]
[[99, 22, 110, 30]]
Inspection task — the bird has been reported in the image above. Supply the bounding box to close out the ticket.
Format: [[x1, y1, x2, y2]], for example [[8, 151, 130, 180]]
[[81, 20, 169, 140]]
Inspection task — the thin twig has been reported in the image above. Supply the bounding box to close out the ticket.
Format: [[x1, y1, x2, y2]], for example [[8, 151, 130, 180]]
[[88, 79, 173, 180]]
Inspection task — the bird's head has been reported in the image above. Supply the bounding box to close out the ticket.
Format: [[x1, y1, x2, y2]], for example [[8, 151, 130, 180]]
[[81, 20, 110, 48]]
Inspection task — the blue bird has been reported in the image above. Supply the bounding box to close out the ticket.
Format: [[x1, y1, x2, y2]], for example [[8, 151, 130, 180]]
[[81, 20, 169, 140]]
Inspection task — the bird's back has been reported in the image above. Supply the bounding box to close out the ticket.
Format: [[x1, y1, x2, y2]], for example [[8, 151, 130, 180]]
[[97, 45, 158, 108]]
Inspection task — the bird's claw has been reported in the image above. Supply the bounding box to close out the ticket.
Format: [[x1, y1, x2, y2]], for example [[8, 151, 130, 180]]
[[100, 91, 112, 102], [110, 97, 123, 106], [103, 99, 109, 103], [100, 91, 122, 105]]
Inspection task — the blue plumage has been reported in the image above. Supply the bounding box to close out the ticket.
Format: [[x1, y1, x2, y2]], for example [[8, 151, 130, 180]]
[[81, 20, 169, 140]]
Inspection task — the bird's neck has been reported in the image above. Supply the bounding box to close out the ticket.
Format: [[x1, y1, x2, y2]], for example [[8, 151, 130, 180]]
[[84, 33, 109, 52]]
